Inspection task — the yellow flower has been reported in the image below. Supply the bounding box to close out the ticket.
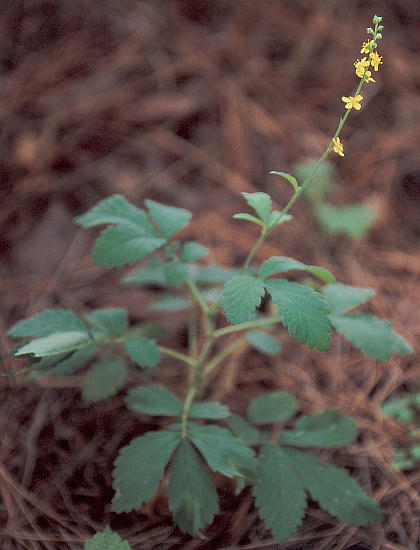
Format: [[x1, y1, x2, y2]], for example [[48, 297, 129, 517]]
[[342, 95, 363, 110], [354, 57, 370, 73], [369, 51, 383, 71], [361, 40, 375, 54], [355, 65, 376, 82], [332, 137, 344, 157]]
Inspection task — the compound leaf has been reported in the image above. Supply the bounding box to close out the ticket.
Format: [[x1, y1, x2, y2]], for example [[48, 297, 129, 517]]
[[283, 448, 382, 526], [245, 330, 281, 355], [82, 360, 128, 403], [180, 241, 209, 262], [84, 527, 131, 550], [279, 409, 358, 448], [265, 279, 331, 351], [221, 275, 265, 325], [188, 424, 258, 481], [145, 199, 192, 238], [112, 431, 180, 513], [323, 284, 375, 315], [259, 256, 335, 284], [330, 313, 412, 361], [8, 309, 87, 338], [227, 415, 261, 446], [241, 192, 272, 224], [92, 225, 165, 267], [124, 335, 160, 368], [125, 385, 182, 416], [168, 439, 219, 536], [75, 194, 155, 234], [14, 331, 92, 358], [253, 445, 306, 542], [247, 391, 297, 425], [189, 402, 230, 419], [86, 308, 128, 339]]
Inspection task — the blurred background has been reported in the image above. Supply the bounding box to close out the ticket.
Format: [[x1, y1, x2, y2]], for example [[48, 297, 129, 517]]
[[0, 1, 418, 549]]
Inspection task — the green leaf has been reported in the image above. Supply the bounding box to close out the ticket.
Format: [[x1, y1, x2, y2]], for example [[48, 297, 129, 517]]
[[112, 431, 180, 513], [221, 275, 265, 325], [233, 213, 265, 227], [247, 391, 297, 425], [124, 335, 160, 368], [92, 225, 165, 267], [82, 360, 128, 403], [33, 345, 97, 376], [227, 415, 261, 446], [168, 439, 219, 536], [75, 194, 155, 234], [265, 279, 331, 351], [323, 283, 375, 314], [253, 445, 306, 542], [164, 261, 188, 286], [316, 203, 376, 239], [8, 309, 87, 338], [241, 192, 272, 224], [259, 256, 335, 284], [86, 308, 128, 339], [279, 409, 358, 448], [180, 241, 209, 262], [150, 296, 190, 311], [267, 211, 293, 228], [382, 394, 419, 423], [283, 448, 383, 526], [330, 313, 412, 361], [14, 331, 92, 358], [245, 330, 281, 355], [269, 171, 300, 193], [187, 264, 238, 284], [85, 527, 131, 550], [122, 258, 167, 286], [189, 402, 230, 419], [145, 199, 192, 238], [125, 385, 182, 416], [189, 424, 258, 481]]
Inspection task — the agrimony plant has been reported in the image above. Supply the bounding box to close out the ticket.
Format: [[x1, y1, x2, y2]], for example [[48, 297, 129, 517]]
[[8, 15, 411, 544]]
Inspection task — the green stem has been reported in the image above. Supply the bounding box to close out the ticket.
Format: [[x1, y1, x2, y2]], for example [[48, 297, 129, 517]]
[[212, 315, 282, 338], [158, 346, 195, 366], [203, 337, 248, 376], [242, 228, 268, 274], [185, 277, 209, 317]]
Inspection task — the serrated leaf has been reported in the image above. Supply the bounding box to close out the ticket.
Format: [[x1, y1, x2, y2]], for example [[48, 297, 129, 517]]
[[168, 439, 219, 536], [259, 256, 335, 284], [112, 431, 180, 513], [283, 448, 382, 526], [187, 264, 238, 284], [124, 335, 160, 368], [122, 258, 167, 286], [221, 275, 265, 325], [164, 261, 188, 286], [323, 284, 375, 314], [75, 194, 155, 234], [268, 211, 293, 228], [265, 279, 331, 351], [92, 225, 165, 267], [189, 424, 258, 480], [279, 409, 358, 448], [8, 309, 87, 338], [227, 415, 261, 446], [233, 213, 265, 227], [151, 296, 190, 311], [145, 199, 192, 238], [86, 308, 128, 339], [245, 330, 281, 355], [180, 241, 209, 262], [14, 331, 92, 358], [82, 360, 127, 403], [253, 445, 306, 542], [330, 313, 412, 361], [85, 527, 131, 550], [316, 203, 376, 239], [189, 402, 230, 419], [247, 391, 297, 425], [269, 171, 300, 193], [125, 385, 182, 416], [241, 192, 272, 224]]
